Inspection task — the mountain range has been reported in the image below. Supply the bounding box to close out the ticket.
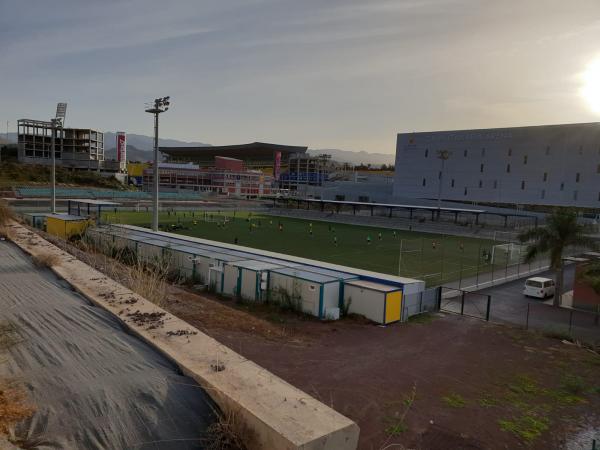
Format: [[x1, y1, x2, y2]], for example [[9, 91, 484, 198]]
[[3, 131, 395, 166]]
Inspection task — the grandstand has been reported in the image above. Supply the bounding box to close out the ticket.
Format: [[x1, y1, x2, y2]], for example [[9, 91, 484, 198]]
[[15, 187, 204, 201]]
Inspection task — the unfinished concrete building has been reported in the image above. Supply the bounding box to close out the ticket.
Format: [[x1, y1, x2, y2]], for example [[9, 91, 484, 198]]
[[17, 119, 107, 170]]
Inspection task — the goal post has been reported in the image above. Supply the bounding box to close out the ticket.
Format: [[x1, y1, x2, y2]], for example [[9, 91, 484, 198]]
[[490, 243, 526, 266]]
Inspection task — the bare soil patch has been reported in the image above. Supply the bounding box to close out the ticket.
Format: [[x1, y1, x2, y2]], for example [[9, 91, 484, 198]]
[[163, 287, 600, 450]]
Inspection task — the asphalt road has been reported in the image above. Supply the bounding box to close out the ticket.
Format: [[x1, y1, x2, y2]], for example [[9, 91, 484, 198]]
[[481, 264, 575, 326]]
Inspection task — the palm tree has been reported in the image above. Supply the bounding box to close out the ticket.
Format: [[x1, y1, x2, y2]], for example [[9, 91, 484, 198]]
[[518, 208, 597, 307]]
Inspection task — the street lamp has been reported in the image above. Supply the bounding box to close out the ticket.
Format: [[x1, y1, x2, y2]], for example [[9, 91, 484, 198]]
[[145, 96, 170, 231], [436, 150, 451, 219], [51, 103, 67, 214]]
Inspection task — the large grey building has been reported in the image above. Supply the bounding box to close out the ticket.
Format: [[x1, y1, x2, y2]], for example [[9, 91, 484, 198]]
[[17, 119, 114, 171], [393, 123, 600, 208]]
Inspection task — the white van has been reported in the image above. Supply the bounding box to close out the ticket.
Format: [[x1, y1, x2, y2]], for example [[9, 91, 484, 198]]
[[523, 277, 555, 299]]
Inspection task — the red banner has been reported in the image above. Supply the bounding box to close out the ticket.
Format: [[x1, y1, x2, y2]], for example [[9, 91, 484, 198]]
[[274, 151, 282, 181], [116, 132, 127, 162]]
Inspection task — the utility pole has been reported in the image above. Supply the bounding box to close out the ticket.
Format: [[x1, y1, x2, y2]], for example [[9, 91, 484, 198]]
[[51, 103, 67, 214], [145, 96, 170, 231], [436, 150, 451, 220]]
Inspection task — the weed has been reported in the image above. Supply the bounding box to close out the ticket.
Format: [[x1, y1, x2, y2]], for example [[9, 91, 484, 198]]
[[442, 393, 466, 408], [542, 328, 573, 341], [382, 383, 417, 444], [31, 252, 60, 268], [202, 408, 252, 450], [0, 200, 14, 227], [408, 313, 436, 324], [559, 374, 586, 396], [507, 374, 541, 396], [499, 413, 549, 442], [479, 395, 500, 407]]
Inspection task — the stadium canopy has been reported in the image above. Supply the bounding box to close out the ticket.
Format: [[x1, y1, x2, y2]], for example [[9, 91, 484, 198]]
[[274, 197, 539, 227], [160, 142, 308, 160]]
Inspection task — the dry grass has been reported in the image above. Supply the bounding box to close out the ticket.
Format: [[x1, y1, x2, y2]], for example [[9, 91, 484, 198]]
[[31, 252, 60, 269], [202, 408, 252, 450], [0, 379, 35, 435], [0, 200, 14, 227], [0, 322, 35, 437], [0, 225, 15, 241]]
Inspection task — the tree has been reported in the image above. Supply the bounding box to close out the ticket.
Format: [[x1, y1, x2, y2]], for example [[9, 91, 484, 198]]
[[518, 208, 597, 307]]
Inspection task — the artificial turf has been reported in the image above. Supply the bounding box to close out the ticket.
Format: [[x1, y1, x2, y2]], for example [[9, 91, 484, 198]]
[[103, 210, 510, 286]]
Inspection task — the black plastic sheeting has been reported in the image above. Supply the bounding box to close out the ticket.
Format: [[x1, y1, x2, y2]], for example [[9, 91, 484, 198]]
[[0, 241, 215, 449]]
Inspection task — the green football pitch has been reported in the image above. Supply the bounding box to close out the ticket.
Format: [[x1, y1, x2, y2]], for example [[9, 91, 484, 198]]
[[103, 210, 509, 286]]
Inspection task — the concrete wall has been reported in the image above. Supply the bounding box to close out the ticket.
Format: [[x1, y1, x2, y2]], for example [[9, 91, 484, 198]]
[[394, 122, 600, 207]]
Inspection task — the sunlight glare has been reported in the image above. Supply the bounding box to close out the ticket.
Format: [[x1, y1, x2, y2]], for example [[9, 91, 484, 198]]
[[581, 57, 600, 114]]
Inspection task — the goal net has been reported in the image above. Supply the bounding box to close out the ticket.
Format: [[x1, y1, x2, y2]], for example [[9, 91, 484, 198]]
[[490, 243, 526, 266], [203, 212, 232, 223]]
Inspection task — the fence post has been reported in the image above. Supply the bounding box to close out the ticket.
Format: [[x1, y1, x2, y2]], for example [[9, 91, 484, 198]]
[[460, 290, 465, 315], [485, 295, 491, 321], [436, 287, 442, 311], [419, 294, 423, 314], [569, 310, 574, 336], [525, 302, 530, 329]]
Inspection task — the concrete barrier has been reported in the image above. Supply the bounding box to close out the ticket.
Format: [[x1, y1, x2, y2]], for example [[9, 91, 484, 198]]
[[8, 222, 359, 450]]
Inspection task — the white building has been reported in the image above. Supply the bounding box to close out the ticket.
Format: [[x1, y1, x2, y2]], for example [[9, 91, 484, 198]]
[[393, 123, 600, 208]]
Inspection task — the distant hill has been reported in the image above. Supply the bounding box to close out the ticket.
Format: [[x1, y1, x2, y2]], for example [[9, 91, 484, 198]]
[[104, 144, 155, 162], [102, 132, 210, 153], [308, 148, 395, 166]]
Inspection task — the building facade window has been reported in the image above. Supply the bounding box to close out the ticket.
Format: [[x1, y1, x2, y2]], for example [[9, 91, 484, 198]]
[[464, 149, 468, 157], [597, 164, 600, 173], [521, 180, 525, 190], [579, 146, 584, 155], [493, 180, 498, 189], [451, 179, 455, 187], [506, 164, 511, 173], [422, 178, 426, 186], [523, 155, 528, 165], [481, 148, 486, 157], [560, 182, 564, 191], [543, 172, 548, 182], [541, 189, 545, 199], [576, 172, 581, 183], [508, 148, 512, 156], [425, 149, 428, 158], [464, 187, 467, 196], [574, 190, 578, 201], [480, 163, 484, 173], [479, 180, 483, 188]]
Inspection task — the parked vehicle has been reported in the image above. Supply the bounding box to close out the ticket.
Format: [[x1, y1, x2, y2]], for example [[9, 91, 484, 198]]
[[523, 277, 555, 299]]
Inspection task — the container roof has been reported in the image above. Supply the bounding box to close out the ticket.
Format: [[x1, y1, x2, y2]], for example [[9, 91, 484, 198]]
[[271, 267, 339, 284], [160, 142, 307, 159], [67, 199, 121, 206], [229, 260, 285, 271], [47, 213, 88, 221], [344, 279, 401, 292]]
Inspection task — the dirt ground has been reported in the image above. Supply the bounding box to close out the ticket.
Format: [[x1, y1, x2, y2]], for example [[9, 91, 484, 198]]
[[165, 286, 600, 450]]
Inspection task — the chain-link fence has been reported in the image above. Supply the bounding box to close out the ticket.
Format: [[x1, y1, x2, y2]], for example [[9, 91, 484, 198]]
[[402, 287, 441, 321], [525, 302, 600, 346], [439, 287, 492, 321]]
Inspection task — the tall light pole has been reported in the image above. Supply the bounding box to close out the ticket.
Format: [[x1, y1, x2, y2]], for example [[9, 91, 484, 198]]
[[145, 96, 170, 231], [436, 150, 450, 220], [51, 103, 67, 214]]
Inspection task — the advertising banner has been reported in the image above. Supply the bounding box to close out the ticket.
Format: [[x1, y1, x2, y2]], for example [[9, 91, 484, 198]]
[[274, 151, 282, 181], [116, 132, 127, 163]]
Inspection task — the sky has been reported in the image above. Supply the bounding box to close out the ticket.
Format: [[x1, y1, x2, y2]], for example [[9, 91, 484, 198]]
[[2, 0, 600, 154]]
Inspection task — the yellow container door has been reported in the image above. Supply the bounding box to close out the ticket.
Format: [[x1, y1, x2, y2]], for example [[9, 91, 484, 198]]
[[385, 291, 402, 323]]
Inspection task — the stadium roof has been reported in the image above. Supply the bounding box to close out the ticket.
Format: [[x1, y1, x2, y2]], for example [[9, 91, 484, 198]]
[[160, 142, 308, 159]]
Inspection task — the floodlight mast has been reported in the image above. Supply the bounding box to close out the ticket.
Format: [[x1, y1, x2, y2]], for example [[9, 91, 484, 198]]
[[51, 103, 67, 214], [436, 150, 450, 219], [145, 97, 170, 231]]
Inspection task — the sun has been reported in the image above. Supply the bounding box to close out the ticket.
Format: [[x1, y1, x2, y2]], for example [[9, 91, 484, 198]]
[[581, 57, 600, 114]]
